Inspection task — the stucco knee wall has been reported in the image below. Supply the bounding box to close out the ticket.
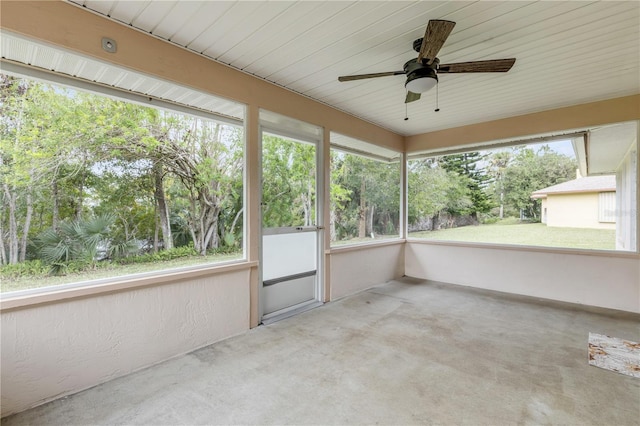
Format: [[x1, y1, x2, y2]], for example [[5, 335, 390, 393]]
[[405, 242, 640, 313], [329, 242, 405, 300], [0, 269, 251, 417]]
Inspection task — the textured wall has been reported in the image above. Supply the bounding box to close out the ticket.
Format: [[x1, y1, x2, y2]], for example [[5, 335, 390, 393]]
[[330, 243, 404, 300], [405, 242, 640, 313], [0, 269, 250, 417], [546, 193, 614, 229]]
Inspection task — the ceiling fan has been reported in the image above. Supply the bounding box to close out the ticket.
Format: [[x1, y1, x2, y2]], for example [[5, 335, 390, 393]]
[[337, 20, 516, 103]]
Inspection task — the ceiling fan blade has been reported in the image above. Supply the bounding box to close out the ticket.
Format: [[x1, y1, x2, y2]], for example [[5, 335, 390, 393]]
[[338, 71, 404, 82], [438, 58, 516, 73], [418, 20, 456, 65], [405, 91, 421, 103]]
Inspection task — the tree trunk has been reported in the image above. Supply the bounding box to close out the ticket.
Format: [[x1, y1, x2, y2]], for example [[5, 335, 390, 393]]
[[186, 197, 202, 254], [229, 207, 243, 236], [76, 171, 84, 220], [0, 215, 7, 265], [153, 212, 159, 254], [19, 190, 33, 262], [188, 226, 198, 253], [330, 209, 337, 242], [368, 204, 375, 237], [499, 191, 504, 219], [3, 184, 18, 264], [358, 179, 366, 239], [304, 177, 313, 227], [153, 163, 173, 250], [302, 194, 310, 227], [204, 210, 220, 251], [52, 178, 60, 231]]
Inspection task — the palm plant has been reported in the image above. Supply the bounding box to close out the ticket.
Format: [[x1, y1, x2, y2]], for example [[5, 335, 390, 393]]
[[36, 214, 116, 274]]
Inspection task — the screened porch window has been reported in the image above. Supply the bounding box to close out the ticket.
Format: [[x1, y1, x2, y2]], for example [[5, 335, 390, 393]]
[[407, 121, 638, 252], [0, 73, 245, 293], [329, 133, 401, 246]]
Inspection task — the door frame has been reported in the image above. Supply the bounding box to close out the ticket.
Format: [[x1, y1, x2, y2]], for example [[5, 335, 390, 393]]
[[258, 123, 325, 323]]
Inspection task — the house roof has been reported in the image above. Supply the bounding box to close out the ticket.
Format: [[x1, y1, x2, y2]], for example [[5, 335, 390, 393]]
[[573, 122, 638, 177], [531, 175, 616, 199]]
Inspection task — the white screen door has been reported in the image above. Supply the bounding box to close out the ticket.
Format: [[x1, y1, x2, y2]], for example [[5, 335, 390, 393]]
[[260, 128, 323, 323]]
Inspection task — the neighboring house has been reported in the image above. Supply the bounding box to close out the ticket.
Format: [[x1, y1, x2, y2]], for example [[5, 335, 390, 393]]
[[573, 122, 638, 251], [531, 175, 616, 230]]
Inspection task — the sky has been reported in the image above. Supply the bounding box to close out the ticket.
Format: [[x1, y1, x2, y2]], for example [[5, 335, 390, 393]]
[[531, 139, 576, 158]]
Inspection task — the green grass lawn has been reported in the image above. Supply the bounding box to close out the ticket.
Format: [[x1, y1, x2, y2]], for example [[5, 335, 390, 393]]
[[331, 234, 400, 246], [1, 252, 242, 293], [409, 222, 616, 250]]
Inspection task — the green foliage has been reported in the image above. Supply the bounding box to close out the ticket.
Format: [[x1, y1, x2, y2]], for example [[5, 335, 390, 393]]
[[107, 239, 140, 260], [0, 260, 48, 280], [502, 146, 577, 219], [222, 232, 237, 249], [330, 151, 400, 241], [408, 159, 471, 221], [481, 216, 499, 225], [116, 245, 198, 264], [35, 214, 116, 274], [407, 144, 577, 231], [1, 73, 245, 282], [262, 135, 316, 228], [0, 257, 110, 280], [440, 152, 494, 216]]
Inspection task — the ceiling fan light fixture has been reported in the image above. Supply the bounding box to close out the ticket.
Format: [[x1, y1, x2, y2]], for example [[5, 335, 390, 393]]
[[405, 67, 438, 93]]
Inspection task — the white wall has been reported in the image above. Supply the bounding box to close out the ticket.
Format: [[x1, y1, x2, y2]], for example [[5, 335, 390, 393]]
[[329, 242, 404, 300], [0, 269, 250, 417], [405, 242, 640, 313]]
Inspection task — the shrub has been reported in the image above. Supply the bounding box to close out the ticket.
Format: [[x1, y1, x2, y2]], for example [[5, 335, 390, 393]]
[[495, 217, 520, 225], [50, 259, 110, 275], [482, 217, 499, 225], [116, 245, 198, 264], [0, 260, 49, 280], [36, 214, 116, 274]]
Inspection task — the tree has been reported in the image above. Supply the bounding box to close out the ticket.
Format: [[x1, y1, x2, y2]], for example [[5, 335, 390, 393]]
[[440, 152, 493, 219], [0, 75, 80, 263], [262, 135, 315, 228], [502, 145, 576, 219], [487, 151, 512, 219], [95, 101, 173, 252], [330, 152, 355, 239], [100, 105, 244, 255], [1, 73, 245, 272], [154, 117, 243, 255], [330, 152, 400, 241], [408, 158, 471, 230]]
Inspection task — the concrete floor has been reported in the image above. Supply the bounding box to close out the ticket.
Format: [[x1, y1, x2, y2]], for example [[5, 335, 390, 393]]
[[3, 278, 639, 425]]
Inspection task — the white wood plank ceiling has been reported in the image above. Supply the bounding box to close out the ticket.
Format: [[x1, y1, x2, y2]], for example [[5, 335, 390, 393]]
[[40, 1, 640, 136], [0, 32, 246, 122]]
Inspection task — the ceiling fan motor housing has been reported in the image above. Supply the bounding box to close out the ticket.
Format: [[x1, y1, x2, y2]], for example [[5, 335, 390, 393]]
[[403, 57, 440, 73], [404, 58, 439, 92]]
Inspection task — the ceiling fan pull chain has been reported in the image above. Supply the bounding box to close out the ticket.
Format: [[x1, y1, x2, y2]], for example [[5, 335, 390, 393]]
[[435, 82, 440, 112], [404, 97, 409, 121]]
